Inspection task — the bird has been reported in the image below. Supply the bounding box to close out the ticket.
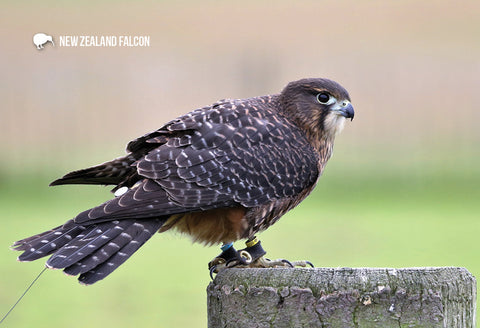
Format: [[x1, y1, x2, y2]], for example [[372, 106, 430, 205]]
[[11, 78, 354, 285]]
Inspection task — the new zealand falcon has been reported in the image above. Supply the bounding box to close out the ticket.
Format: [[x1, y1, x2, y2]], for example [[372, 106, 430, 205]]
[[12, 78, 354, 284]]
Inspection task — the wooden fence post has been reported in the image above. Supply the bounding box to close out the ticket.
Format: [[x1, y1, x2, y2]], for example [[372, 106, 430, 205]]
[[207, 267, 476, 328]]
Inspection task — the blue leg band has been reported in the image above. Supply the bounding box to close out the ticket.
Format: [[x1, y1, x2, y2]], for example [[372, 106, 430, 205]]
[[221, 242, 234, 251]]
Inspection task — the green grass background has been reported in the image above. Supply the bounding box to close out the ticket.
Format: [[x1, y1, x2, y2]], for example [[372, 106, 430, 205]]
[[0, 151, 478, 327]]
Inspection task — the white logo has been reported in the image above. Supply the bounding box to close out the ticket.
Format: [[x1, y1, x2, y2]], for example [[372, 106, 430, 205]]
[[33, 33, 54, 50]]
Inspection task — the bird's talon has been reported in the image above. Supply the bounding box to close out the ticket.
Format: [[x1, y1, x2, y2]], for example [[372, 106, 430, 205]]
[[209, 266, 217, 279], [281, 259, 294, 268], [207, 257, 225, 270], [287, 260, 315, 268]]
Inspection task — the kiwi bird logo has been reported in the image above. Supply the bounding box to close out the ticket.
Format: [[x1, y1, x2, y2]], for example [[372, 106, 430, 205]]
[[33, 33, 54, 50]]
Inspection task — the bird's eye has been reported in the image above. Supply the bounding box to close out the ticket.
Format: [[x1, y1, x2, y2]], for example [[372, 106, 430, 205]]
[[316, 93, 331, 104]]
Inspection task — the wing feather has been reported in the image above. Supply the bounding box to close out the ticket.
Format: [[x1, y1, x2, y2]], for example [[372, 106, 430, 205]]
[[70, 97, 319, 226]]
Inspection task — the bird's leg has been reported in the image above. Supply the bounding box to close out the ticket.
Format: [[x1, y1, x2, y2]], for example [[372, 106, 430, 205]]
[[208, 242, 246, 278], [237, 236, 266, 263], [238, 236, 314, 269], [208, 238, 266, 277]]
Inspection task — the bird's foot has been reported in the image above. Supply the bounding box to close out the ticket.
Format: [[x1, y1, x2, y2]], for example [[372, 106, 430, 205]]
[[208, 243, 245, 279], [249, 257, 314, 269], [208, 237, 314, 279]]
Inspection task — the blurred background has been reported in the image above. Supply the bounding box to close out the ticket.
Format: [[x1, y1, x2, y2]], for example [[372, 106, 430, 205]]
[[1, 0, 479, 327]]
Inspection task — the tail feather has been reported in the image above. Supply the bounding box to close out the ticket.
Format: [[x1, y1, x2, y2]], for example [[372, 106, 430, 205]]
[[12, 229, 58, 251], [15, 220, 86, 261], [46, 220, 132, 269], [63, 220, 149, 276], [49, 155, 137, 188], [63, 238, 123, 276], [12, 220, 76, 251], [12, 218, 165, 284], [77, 219, 164, 285]]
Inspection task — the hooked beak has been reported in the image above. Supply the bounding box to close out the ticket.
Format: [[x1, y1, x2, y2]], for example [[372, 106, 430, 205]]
[[332, 101, 355, 121]]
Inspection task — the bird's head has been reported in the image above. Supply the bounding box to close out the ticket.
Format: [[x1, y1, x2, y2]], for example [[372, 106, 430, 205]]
[[279, 78, 354, 141]]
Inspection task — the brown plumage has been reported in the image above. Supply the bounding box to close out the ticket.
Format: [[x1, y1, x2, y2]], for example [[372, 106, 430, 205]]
[[12, 78, 354, 284]]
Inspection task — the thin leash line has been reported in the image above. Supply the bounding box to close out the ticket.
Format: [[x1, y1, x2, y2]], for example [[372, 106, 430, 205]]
[[0, 267, 47, 325]]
